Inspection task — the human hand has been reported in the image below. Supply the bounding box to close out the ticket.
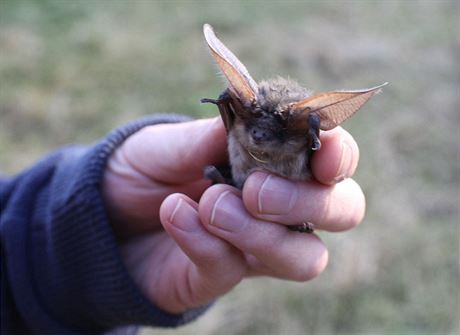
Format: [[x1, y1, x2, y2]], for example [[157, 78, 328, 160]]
[[102, 117, 364, 314]]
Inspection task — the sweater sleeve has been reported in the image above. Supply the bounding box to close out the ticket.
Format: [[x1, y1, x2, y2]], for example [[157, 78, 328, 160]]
[[0, 115, 210, 335]]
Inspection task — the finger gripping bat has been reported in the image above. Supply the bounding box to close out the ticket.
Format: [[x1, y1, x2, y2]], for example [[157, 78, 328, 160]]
[[201, 24, 386, 232]]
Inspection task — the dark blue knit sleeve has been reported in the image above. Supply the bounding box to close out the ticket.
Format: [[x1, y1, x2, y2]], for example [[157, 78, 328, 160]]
[[0, 115, 210, 335]]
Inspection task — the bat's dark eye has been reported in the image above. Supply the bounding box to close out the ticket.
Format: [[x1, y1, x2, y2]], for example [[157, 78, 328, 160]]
[[252, 108, 263, 118], [274, 113, 288, 129]]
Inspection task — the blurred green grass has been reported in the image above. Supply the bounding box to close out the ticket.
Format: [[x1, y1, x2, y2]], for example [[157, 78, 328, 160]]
[[1, 1, 459, 334]]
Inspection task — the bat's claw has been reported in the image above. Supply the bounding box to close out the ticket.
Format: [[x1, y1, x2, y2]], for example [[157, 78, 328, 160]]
[[288, 222, 315, 233], [311, 134, 321, 151]]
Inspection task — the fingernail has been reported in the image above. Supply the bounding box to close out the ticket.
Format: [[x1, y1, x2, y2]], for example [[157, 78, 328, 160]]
[[335, 138, 354, 183], [258, 174, 297, 215], [210, 191, 247, 232], [169, 199, 200, 232]]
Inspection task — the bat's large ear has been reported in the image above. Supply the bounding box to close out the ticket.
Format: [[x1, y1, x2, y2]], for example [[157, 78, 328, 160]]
[[203, 24, 258, 106], [291, 83, 388, 131]]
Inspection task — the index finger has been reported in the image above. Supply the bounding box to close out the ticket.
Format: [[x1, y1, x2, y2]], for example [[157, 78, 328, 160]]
[[243, 173, 366, 232]]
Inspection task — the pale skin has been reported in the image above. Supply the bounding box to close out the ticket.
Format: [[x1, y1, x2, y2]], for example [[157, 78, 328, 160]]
[[102, 117, 364, 314]]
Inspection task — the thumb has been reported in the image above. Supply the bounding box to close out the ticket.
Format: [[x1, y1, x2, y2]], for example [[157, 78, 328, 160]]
[[120, 117, 228, 184]]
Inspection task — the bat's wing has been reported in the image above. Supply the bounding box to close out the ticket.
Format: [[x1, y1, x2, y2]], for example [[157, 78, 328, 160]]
[[203, 24, 258, 106], [291, 83, 388, 131]]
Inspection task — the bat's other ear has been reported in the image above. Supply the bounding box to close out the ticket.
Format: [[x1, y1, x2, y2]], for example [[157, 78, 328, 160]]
[[203, 24, 258, 106], [291, 83, 388, 131]]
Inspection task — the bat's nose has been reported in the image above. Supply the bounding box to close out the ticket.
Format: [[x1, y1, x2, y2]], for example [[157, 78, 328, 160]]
[[251, 128, 269, 142]]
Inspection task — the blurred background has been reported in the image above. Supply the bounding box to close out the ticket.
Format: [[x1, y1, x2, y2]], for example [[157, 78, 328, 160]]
[[1, 1, 459, 334]]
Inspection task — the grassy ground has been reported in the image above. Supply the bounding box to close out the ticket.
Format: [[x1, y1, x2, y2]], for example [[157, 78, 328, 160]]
[[1, 1, 459, 334]]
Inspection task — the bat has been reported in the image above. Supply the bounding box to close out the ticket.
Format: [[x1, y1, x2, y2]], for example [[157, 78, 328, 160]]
[[201, 24, 386, 232]]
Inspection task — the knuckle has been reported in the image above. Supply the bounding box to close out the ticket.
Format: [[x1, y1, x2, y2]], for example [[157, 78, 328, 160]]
[[192, 240, 234, 268]]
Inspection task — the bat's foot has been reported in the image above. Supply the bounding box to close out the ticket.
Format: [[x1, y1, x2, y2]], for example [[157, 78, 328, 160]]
[[204, 165, 234, 186], [204, 165, 226, 184], [288, 222, 315, 233]]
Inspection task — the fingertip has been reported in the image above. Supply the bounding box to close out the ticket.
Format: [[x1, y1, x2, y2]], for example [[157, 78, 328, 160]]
[[281, 233, 329, 282], [159, 193, 179, 226], [160, 193, 201, 233], [313, 127, 360, 185], [341, 178, 366, 231], [323, 178, 366, 232], [198, 184, 242, 226], [349, 179, 366, 230], [159, 193, 185, 224], [160, 193, 240, 269], [241, 171, 269, 217], [308, 236, 329, 280]]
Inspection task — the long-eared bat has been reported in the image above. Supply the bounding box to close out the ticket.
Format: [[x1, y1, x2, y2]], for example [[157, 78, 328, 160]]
[[201, 24, 386, 232]]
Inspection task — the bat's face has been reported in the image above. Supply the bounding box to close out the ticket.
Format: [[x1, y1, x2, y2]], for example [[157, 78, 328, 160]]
[[232, 109, 308, 158]]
